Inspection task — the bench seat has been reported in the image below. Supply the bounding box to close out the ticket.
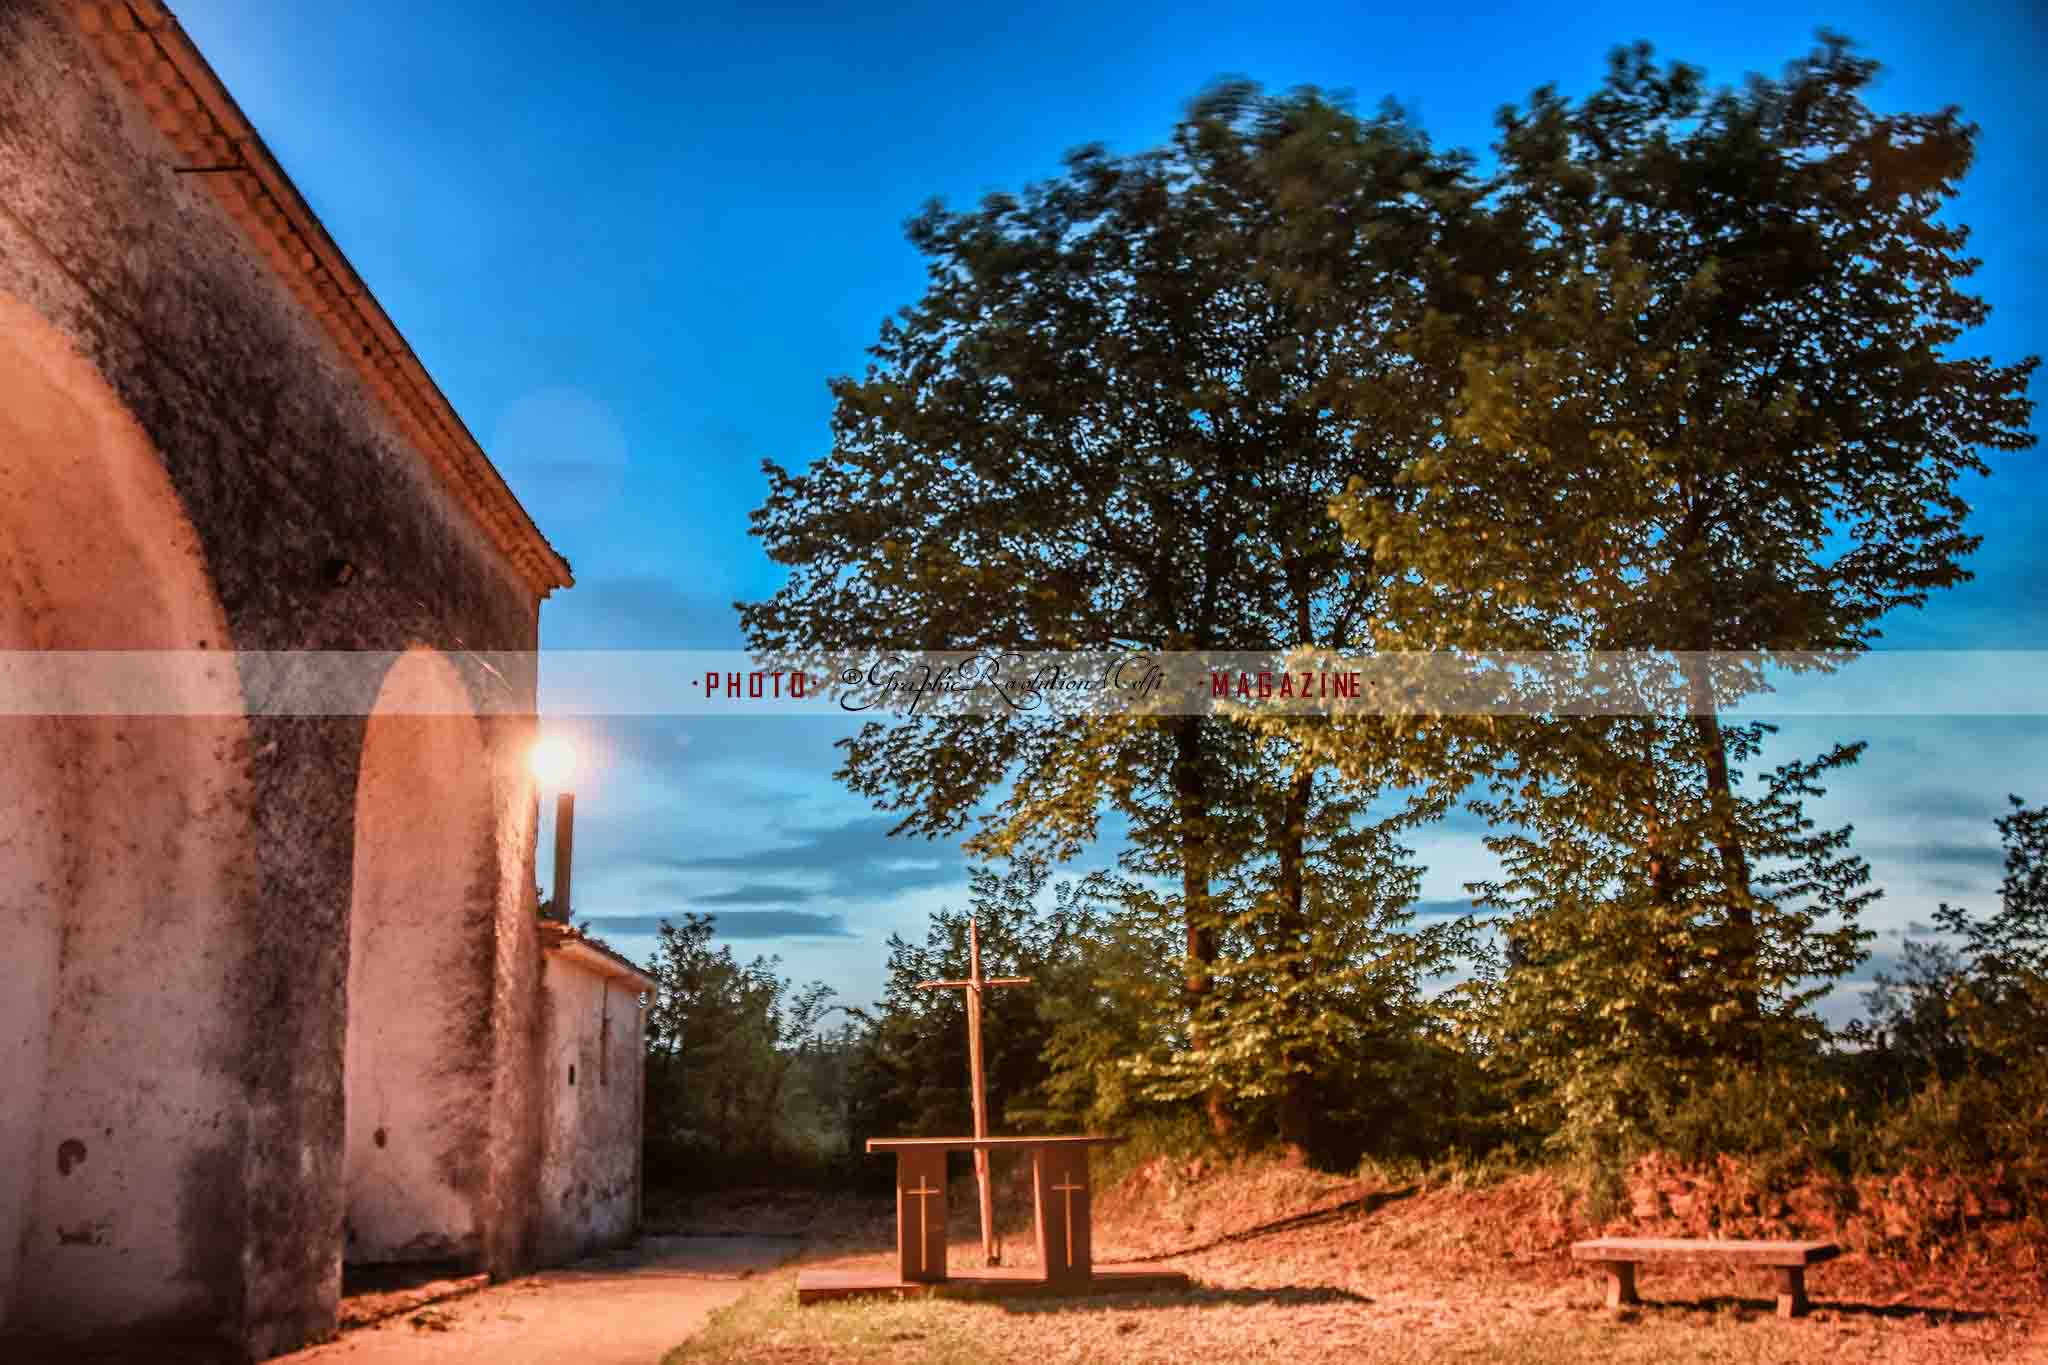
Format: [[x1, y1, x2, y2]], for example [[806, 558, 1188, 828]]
[[1570, 1237, 1840, 1318]]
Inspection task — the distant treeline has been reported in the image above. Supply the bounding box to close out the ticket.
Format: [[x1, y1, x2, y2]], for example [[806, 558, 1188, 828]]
[[643, 792, 2042, 1204]]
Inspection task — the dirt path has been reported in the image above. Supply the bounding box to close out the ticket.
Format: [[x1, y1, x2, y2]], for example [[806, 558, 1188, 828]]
[[277, 1236, 801, 1365]]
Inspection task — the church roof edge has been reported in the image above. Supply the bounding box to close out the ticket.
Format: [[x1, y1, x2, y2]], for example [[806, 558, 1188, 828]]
[[72, 1, 576, 598]]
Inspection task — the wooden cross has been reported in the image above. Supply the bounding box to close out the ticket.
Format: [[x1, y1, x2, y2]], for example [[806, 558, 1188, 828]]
[[1050, 1178, 1085, 1267], [903, 1176, 941, 1273], [916, 916, 1031, 1265]]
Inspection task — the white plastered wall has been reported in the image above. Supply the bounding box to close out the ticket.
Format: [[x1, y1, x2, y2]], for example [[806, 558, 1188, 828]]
[[538, 953, 647, 1263], [0, 290, 254, 1331], [343, 648, 495, 1265]]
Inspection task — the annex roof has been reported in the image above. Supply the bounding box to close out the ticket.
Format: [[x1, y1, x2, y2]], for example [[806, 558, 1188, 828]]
[[539, 919, 658, 994]]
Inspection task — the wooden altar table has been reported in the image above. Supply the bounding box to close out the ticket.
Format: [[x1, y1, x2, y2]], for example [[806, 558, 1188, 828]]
[[794, 1135, 1191, 1304]]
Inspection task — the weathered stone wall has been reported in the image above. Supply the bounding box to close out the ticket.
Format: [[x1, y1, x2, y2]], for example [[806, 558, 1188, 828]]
[[537, 958, 648, 1264], [0, 0, 551, 1356]]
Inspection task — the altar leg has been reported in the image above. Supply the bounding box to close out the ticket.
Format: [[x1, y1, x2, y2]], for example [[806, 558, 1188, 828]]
[[896, 1147, 948, 1283], [1032, 1144, 1092, 1286]]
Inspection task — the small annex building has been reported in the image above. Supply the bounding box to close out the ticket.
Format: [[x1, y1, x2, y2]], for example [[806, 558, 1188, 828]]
[[538, 921, 658, 1265], [0, 1, 652, 1358]]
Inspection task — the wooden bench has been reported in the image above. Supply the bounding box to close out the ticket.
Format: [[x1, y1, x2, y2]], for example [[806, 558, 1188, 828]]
[[1570, 1237, 1840, 1318]]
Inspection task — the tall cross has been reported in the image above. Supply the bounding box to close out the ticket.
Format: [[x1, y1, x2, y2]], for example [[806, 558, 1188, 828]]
[[903, 1176, 941, 1273], [916, 916, 1031, 1265], [1050, 1178, 1085, 1267]]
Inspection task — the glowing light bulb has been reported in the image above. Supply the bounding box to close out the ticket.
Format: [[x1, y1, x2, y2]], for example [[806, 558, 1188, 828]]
[[530, 735, 576, 787]]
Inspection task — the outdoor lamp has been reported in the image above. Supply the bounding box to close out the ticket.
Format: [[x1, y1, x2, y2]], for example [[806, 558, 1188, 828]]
[[530, 735, 577, 921]]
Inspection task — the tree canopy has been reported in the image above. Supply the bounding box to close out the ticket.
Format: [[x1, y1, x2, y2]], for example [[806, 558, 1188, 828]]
[[734, 38, 2036, 1171], [741, 83, 1492, 1136], [1314, 37, 2035, 1147]]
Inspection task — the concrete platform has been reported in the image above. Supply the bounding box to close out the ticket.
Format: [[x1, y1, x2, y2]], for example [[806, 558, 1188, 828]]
[[796, 1264, 1191, 1304]]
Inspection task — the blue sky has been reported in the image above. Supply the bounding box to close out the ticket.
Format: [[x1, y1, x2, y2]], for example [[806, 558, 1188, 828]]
[[172, 0, 2044, 1016]]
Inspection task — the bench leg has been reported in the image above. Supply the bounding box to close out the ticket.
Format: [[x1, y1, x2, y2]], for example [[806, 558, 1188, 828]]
[[1773, 1266, 1808, 1319], [1598, 1260, 1638, 1310]]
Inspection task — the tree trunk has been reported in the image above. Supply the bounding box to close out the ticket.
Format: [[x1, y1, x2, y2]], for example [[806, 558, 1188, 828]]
[[1274, 556, 1318, 1159], [1173, 715, 1231, 1138], [1641, 720, 1695, 1065], [1274, 759, 1316, 1160], [1684, 655, 1760, 1065]]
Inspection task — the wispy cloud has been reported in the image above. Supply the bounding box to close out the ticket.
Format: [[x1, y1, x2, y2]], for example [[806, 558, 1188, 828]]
[[1866, 841, 2005, 874], [652, 814, 968, 899], [694, 881, 825, 906], [580, 910, 856, 938]]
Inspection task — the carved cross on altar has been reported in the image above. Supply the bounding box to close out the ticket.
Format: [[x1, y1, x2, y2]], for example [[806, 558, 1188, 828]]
[[1050, 1178, 1085, 1267], [903, 1176, 941, 1273], [916, 916, 1031, 1265]]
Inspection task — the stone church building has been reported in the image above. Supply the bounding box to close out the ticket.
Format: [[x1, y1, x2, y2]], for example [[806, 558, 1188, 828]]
[[1, 1, 653, 1357]]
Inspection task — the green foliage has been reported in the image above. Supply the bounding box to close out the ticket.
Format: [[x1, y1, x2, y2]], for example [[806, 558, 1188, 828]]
[[1851, 797, 2048, 1171], [1872, 1072, 2048, 1179], [1644, 1066, 1859, 1177], [1350, 37, 2035, 664], [1031, 891, 1182, 1130], [643, 913, 839, 1186], [1104, 761, 1479, 1161], [847, 838, 1482, 1169], [1322, 36, 2030, 1165], [740, 81, 1495, 1137], [1466, 726, 1876, 1158], [739, 81, 1479, 858], [1561, 799, 2048, 1190], [845, 860, 1125, 1140], [1929, 798, 2048, 1067], [1852, 939, 1973, 1092], [738, 42, 2036, 1197]]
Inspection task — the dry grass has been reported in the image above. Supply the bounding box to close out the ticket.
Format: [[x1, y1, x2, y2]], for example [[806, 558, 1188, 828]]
[[662, 1159, 2048, 1364]]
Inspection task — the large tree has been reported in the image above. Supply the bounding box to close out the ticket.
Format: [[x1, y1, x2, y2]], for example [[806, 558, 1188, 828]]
[[1336, 37, 2034, 1126], [742, 84, 1486, 1137]]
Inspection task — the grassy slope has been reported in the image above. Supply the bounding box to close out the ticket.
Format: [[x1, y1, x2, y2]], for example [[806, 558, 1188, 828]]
[[661, 1156, 2048, 1364]]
